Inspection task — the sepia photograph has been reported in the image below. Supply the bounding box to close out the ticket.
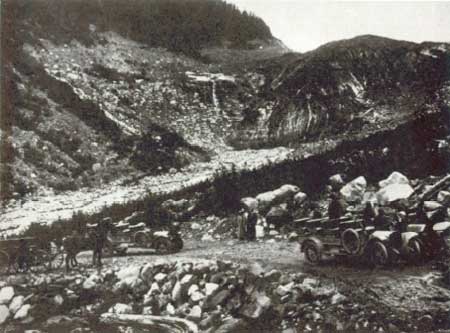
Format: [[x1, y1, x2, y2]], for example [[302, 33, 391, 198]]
[[1, 0, 450, 331]]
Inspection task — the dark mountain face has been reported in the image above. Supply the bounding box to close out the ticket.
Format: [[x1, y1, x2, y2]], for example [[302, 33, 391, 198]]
[[233, 35, 450, 147]]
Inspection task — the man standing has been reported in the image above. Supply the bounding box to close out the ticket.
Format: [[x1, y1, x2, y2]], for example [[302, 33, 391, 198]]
[[246, 209, 258, 241], [362, 202, 376, 227], [93, 217, 111, 267], [328, 193, 346, 220], [237, 208, 247, 241]]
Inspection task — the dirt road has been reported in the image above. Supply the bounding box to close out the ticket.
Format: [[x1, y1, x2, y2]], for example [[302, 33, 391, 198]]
[[74, 238, 450, 319]]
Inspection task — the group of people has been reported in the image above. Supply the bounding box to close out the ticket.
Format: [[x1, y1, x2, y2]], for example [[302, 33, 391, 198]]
[[237, 208, 258, 241]]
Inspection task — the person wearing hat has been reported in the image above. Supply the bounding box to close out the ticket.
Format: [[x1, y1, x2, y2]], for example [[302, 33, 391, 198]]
[[328, 192, 346, 220], [237, 208, 248, 241], [93, 217, 111, 267], [246, 208, 258, 241]]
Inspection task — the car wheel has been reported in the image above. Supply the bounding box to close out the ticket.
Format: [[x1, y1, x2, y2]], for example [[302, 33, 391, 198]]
[[134, 232, 148, 248], [406, 238, 422, 264], [303, 241, 322, 264], [369, 241, 389, 267], [155, 237, 172, 254], [342, 228, 362, 255]]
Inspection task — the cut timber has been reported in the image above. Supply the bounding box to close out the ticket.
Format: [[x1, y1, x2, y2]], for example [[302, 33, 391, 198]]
[[414, 174, 450, 206], [100, 313, 198, 333]]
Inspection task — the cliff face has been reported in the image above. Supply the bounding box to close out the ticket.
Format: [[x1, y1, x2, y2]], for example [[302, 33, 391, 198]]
[[233, 36, 450, 147]]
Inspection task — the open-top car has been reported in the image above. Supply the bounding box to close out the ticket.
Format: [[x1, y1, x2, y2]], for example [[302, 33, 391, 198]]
[[110, 222, 183, 254], [298, 215, 417, 266]]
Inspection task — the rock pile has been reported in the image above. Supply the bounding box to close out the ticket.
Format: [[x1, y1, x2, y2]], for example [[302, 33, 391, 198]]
[[1, 259, 442, 332]]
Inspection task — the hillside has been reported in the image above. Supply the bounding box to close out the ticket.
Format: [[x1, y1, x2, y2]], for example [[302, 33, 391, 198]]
[[1, 0, 288, 200], [232, 35, 450, 147]]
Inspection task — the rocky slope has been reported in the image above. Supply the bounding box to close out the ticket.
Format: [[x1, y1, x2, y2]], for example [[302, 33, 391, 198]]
[[234, 35, 450, 147], [1, 0, 288, 200]]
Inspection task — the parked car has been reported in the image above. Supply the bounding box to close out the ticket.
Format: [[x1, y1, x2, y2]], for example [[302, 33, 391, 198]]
[[299, 216, 417, 266]]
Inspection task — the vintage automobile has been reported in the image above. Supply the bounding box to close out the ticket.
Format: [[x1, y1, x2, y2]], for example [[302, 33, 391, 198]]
[[405, 221, 450, 261], [111, 222, 183, 254], [299, 215, 417, 266]]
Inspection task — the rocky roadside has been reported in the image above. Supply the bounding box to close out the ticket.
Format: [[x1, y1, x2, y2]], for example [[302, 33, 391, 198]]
[[1, 258, 448, 333]]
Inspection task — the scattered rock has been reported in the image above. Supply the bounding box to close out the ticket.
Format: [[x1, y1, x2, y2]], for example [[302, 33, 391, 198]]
[[288, 232, 298, 242], [0, 286, 14, 305], [293, 192, 307, 206], [241, 197, 258, 211], [108, 303, 133, 315], [14, 304, 31, 320], [205, 283, 219, 296], [340, 176, 367, 202], [0, 305, 10, 324], [9, 295, 24, 314], [240, 290, 271, 319], [329, 174, 346, 190], [376, 183, 414, 205], [187, 305, 202, 322], [256, 184, 300, 210], [201, 234, 214, 241], [379, 172, 410, 188], [264, 270, 282, 283], [191, 223, 201, 230], [331, 292, 347, 305], [154, 273, 168, 283], [424, 201, 443, 211], [438, 191, 450, 206]]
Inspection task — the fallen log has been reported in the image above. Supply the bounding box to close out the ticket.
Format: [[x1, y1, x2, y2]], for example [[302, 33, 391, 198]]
[[411, 174, 450, 208], [100, 313, 198, 333]]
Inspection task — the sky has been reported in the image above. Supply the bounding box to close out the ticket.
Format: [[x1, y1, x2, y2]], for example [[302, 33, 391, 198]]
[[226, 1, 450, 52]]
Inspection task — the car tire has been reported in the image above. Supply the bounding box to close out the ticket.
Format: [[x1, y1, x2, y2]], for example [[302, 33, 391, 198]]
[[368, 240, 389, 267], [406, 238, 423, 265], [303, 241, 322, 264], [342, 228, 362, 255]]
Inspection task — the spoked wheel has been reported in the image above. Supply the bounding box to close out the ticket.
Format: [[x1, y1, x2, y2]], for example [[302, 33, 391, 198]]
[[29, 249, 52, 273], [0, 251, 11, 275], [48, 251, 65, 270], [103, 242, 115, 257], [406, 238, 423, 265], [303, 241, 322, 265], [368, 241, 389, 267], [134, 232, 148, 248], [155, 237, 172, 255], [171, 237, 184, 253], [342, 228, 362, 255]]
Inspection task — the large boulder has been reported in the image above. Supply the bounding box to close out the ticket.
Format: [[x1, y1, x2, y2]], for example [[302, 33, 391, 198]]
[[379, 172, 410, 188], [256, 185, 300, 210], [0, 286, 14, 305], [240, 197, 258, 211], [340, 176, 367, 202], [438, 191, 450, 206], [376, 183, 414, 205], [14, 304, 31, 320], [9, 296, 24, 314], [239, 290, 271, 319], [329, 174, 346, 191], [108, 303, 133, 315], [424, 201, 444, 211], [293, 192, 307, 207], [0, 305, 9, 325]]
